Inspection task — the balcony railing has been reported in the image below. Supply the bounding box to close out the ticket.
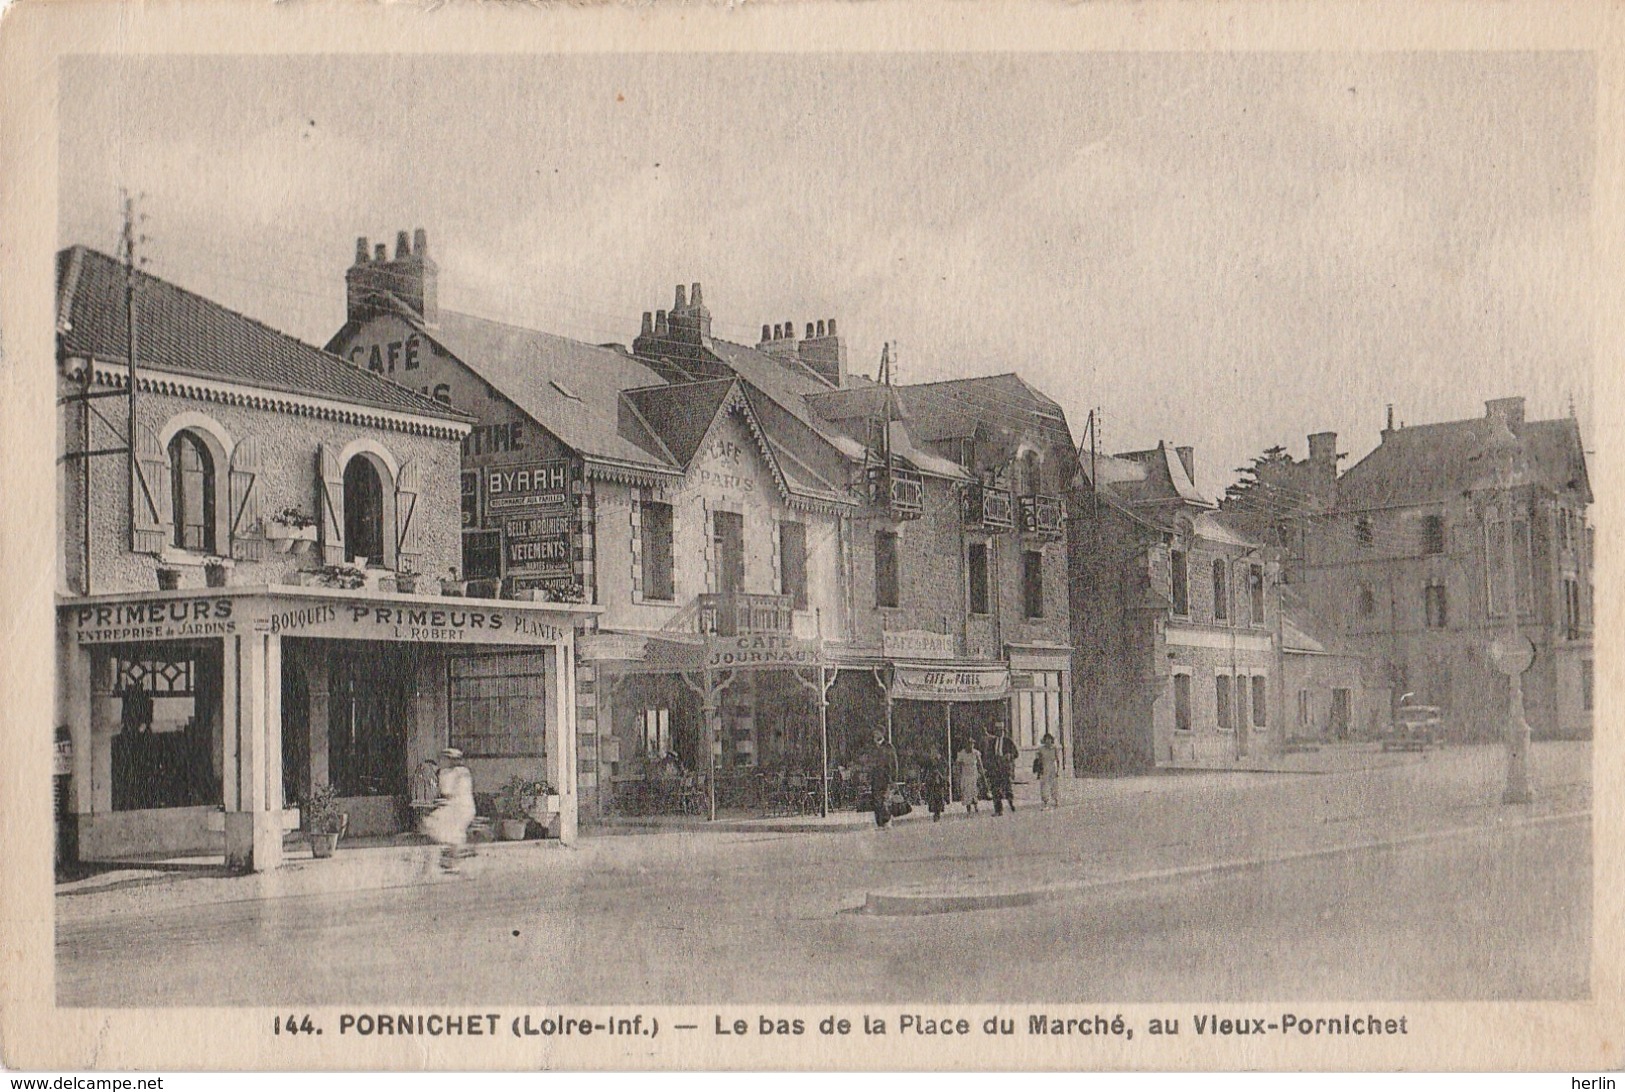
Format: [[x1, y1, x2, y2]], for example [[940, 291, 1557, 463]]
[[963, 483, 1015, 531], [697, 592, 795, 636], [1019, 493, 1065, 538], [866, 464, 924, 520]]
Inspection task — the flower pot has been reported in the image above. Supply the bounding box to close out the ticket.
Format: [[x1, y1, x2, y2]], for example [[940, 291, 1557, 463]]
[[156, 568, 182, 590], [498, 818, 529, 841], [309, 832, 340, 858], [204, 566, 228, 588], [395, 573, 420, 594]]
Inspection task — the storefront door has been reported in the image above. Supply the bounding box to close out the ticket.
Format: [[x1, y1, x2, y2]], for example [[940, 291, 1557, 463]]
[[328, 648, 408, 799]]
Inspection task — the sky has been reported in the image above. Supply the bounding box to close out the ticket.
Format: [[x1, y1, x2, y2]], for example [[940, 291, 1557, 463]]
[[59, 52, 1596, 498]]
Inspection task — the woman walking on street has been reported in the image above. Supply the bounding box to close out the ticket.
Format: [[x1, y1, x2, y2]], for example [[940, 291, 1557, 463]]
[[867, 732, 898, 829], [956, 740, 984, 815], [1036, 733, 1062, 810], [421, 747, 476, 873]]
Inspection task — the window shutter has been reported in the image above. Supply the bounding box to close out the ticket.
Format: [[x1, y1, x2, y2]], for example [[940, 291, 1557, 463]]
[[318, 444, 345, 565], [229, 435, 264, 561], [131, 422, 171, 555], [395, 458, 422, 569]]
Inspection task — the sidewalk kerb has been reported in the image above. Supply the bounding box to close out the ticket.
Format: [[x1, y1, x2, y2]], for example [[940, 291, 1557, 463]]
[[860, 808, 1590, 916]]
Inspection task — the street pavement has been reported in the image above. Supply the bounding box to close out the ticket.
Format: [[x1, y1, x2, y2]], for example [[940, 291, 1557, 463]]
[[56, 742, 1590, 1005]]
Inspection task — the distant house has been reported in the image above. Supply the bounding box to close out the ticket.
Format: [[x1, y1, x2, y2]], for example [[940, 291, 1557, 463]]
[[1072, 442, 1283, 772], [1266, 399, 1593, 742]]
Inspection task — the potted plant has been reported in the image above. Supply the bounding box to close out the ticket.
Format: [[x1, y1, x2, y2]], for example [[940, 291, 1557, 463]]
[[493, 775, 532, 841], [202, 555, 230, 588], [266, 506, 319, 552], [394, 562, 421, 595], [522, 776, 562, 836], [302, 563, 367, 590], [156, 565, 182, 590], [439, 567, 466, 597], [302, 781, 347, 858]]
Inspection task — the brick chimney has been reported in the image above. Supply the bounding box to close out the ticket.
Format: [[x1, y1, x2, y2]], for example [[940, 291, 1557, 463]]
[[1485, 396, 1526, 433], [345, 227, 438, 325], [1306, 431, 1339, 502], [798, 316, 847, 388], [755, 318, 800, 362]]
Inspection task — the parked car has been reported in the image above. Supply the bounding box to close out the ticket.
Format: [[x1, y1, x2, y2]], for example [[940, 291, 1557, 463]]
[[1383, 700, 1442, 752]]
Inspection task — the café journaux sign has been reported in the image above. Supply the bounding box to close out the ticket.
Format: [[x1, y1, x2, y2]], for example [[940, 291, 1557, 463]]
[[705, 634, 820, 669]]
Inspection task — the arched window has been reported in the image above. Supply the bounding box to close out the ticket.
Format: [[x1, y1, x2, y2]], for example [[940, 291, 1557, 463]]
[[343, 456, 386, 564], [168, 431, 216, 553]]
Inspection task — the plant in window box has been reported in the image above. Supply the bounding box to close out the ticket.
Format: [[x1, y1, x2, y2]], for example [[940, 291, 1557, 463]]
[[266, 506, 319, 551], [301, 781, 348, 858], [393, 562, 421, 595], [492, 775, 535, 841], [439, 567, 466, 597], [308, 563, 367, 590], [155, 564, 183, 590], [202, 555, 230, 588]]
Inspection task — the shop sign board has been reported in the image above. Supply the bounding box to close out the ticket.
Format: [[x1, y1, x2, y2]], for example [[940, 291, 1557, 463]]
[[487, 460, 570, 515], [260, 600, 568, 644], [66, 597, 240, 644], [53, 738, 73, 777], [503, 512, 572, 576], [578, 633, 650, 661], [882, 629, 956, 660], [892, 665, 1010, 702], [705, 634, 821, 669]]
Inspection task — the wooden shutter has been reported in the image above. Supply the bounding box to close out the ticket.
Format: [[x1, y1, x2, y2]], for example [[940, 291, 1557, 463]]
[[229, 435, 264, 561], [395, 458, 422, 569], [318, 444, 345, 565], [131, 422, 171, 555]]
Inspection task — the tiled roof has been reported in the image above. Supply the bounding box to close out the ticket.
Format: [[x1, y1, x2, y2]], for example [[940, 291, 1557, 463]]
[[1336, 415, 1590, 509], [1107, 443, 1211, 508], [622, 380, 736, 466], [56, 246, 467, 421], [416, 310, 678, 471]]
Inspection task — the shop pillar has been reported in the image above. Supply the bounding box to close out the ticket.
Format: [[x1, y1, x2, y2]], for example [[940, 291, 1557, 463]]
[[223, 632, 285, 872]]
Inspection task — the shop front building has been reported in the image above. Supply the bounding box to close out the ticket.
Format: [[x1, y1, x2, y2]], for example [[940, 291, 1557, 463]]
[[56, 245, 588, 869]]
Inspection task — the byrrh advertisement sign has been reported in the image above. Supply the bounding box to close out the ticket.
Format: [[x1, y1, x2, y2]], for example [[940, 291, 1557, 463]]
[[486, 459, 569, 514]]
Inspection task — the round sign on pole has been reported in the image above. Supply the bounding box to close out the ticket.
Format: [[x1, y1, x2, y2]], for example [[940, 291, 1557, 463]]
[[1490, 634, 1536, 675]]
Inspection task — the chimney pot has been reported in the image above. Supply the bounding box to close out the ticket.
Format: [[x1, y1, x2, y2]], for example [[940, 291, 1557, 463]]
[[691, 282, 703, 308], [374, 243, 387, 262], [674, 285, 686, 311], [396, 231, 410, 259], [772, 324, 783, 340], [1386, 403, 1395, 432], [806, 322, 815, 339], [761, 324, 772, 342], [642, 312, 654, 335], [816, 320, 826, 338], [413, 228, 427, 256], [655, 309, 668, 335], [355, 237, 369, 263], [784, 319, 793, 340], [827, 318, 837, 336]]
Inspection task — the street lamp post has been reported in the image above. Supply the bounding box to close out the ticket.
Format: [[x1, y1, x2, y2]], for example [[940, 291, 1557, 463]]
[[1478, 420, 1534, 806]]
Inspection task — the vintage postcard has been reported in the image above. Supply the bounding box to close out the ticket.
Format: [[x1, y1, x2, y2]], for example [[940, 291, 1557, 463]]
[[0, 0, 1620, 1074]]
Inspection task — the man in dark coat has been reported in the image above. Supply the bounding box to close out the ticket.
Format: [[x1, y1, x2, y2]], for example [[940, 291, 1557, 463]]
[[983, 727, 1018, 815]]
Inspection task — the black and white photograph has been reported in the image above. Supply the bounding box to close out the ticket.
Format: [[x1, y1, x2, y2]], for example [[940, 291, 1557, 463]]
[[1, 0, 1620, 1075]]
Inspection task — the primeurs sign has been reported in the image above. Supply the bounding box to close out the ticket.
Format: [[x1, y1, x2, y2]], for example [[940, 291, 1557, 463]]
[[66, 594, 569, 647]]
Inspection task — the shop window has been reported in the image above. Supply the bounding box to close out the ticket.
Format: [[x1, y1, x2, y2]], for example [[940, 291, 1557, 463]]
[[1250, 564, 1265, 624], [875, 530, 900, 608], [1252, 675, 1267, 727], [449, 652, 549, 760], [1424, 580, 1448, 629], [641, 708, 671, 759], [343, 456, 386, 565], [1171, 550, 1189, 615], [967, 542, 990, 615], [1173, 674, 1192, 732], [1355, 516, 1373, 548], [779, 521, 808, 610], [1212, 559, 1229, 621], [110, 646, 223, 811], [1014, 671, 1064, 749], [641, 501, 675, 601], [1022, 550, 1044, 619], [168, 430, 216, 553], [1216, 675, 1232, 732], [1422, 514, 1445, 555]]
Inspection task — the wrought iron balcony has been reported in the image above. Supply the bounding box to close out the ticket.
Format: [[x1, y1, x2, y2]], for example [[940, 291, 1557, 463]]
[[697, 592, 795, 636], [963, 483, 1015, 531], [866, 464, 924, 520], [1019, 493, 1065, 538]]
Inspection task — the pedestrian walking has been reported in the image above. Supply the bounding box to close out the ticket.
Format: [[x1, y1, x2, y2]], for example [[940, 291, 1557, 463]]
[[923, 762, 948, 822], [421, 747, 476, 873], [1036, 733, 1061, 810], [984, 727, 1017, 815], [955, 740, 984, 814], [866, 732, 899, 829]]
